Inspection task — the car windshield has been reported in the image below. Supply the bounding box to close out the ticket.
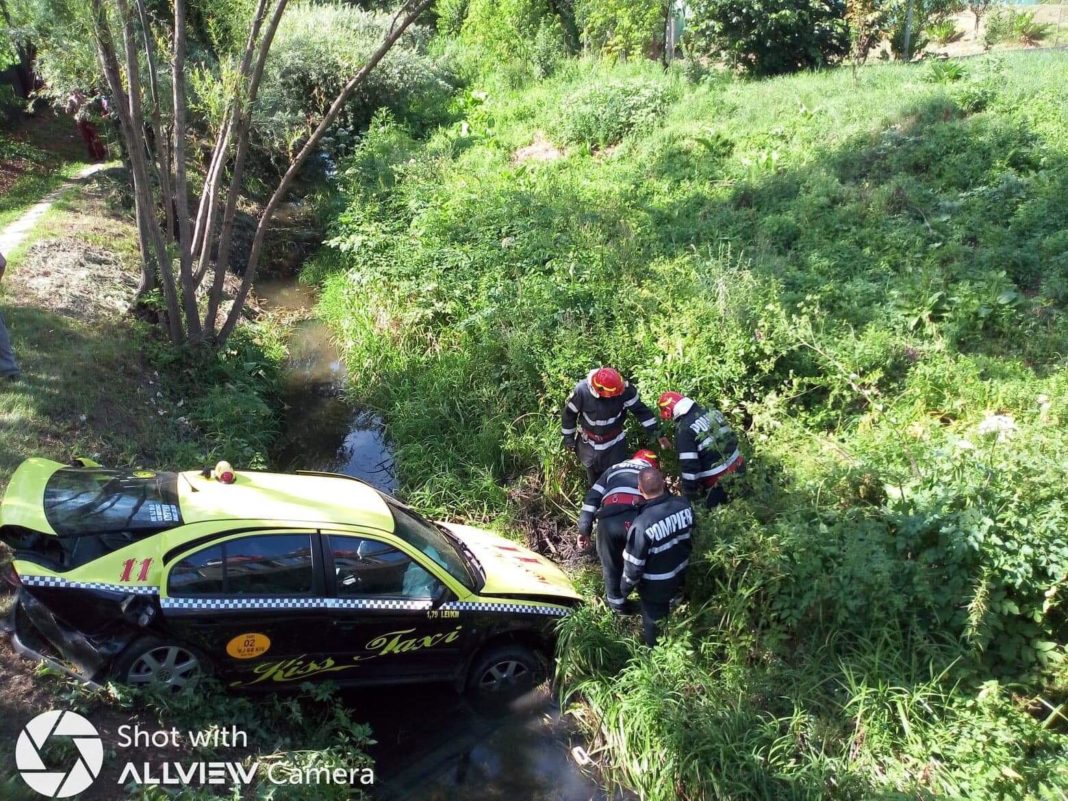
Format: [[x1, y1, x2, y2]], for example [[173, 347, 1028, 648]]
[[44, 468, 182, 536], [387, 501, 479, 590]]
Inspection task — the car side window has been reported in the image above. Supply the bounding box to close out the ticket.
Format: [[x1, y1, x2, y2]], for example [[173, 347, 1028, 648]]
[[168, 544, 223, 595], [169, 534, 313, 596], [328, 535, 441, 599]]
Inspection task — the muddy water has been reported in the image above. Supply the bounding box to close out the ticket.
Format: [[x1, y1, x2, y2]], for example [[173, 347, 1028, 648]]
[[259, 278, 627, 801]]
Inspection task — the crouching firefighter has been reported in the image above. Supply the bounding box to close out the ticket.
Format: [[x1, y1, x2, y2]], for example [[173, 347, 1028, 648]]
[[562, 367, 663, 486], [620, 468, 694, 647], [577, 449, 660, 613], [658, 392, 745, 509]]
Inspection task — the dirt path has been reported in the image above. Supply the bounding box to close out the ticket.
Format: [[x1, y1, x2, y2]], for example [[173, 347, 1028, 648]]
[[0, 163, 106, 255]]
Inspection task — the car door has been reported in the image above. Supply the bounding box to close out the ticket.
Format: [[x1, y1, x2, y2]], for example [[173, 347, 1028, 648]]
[[160, 530, 339, 688], [323, 532, 471, 683]]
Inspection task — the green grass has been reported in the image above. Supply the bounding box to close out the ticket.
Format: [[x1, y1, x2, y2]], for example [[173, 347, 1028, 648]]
[[0, 153, 362, 801], [308, 51, 1068, 799], [0, 114, 91, 229]]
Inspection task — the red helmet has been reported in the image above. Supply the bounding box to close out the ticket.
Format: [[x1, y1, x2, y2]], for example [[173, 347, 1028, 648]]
[[658, 391, 684, 420], [632, 449, 659, 468], [589, 367, 625, 398]]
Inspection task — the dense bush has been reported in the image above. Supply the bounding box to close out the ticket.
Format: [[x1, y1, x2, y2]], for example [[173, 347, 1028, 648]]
[[555, 76, 676, 147], [255, 3, 453, 162], [688, 0, 850, 76], [574, 0, 664, 60], [452, 0, 571, 84], [310, 52, 1068, 798]]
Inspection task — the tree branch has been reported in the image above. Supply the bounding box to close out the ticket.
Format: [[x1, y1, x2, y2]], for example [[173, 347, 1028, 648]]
[[216, 0, 434, 344]]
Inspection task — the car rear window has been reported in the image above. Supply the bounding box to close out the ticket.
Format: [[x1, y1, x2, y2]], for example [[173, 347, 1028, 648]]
[[44, 468, 183, 536]]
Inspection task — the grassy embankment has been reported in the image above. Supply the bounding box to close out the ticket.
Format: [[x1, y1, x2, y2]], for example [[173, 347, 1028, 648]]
[[310, 52, 1068, 799], [0, 116, 375, 801], [0, 115, 90, 229]]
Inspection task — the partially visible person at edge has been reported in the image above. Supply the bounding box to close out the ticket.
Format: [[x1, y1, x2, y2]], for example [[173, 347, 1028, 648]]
[[561, 367, 668, 486], [620, 467, 693, 647], [66, 91, 107, 162], [0, 251, 21, 382], [577, 449, 660, 614], [658, 391, 745, 509]]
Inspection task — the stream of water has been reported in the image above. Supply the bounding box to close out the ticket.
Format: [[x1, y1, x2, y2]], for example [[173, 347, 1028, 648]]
[[257, 278, 628, 801]]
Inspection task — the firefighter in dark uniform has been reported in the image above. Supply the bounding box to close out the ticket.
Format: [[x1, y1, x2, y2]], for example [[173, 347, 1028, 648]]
[[658, 392, 745, 509], [561, 367, 664, 486], [576, 449, 660, 613], [620, 468, 694, 646]]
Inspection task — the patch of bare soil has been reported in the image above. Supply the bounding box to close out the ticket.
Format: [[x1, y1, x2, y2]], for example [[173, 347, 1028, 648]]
[[513, 132, 564, 164], [17, 237, 140, 320], [508, 473, 588, 566]]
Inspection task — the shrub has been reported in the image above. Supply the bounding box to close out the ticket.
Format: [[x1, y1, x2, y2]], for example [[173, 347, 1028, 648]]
[[455, 0, 571, 85], [435, 0, 471, 35], [556, 77, 675, 148], [926, 59, 968, 82], [886, 0, 964, 58], [574, 0, 664, 61], [980, 5, 1052, 47], [688, 0, 850, 76], [1012, 10, 1054, 44], [254, 3, 453, 163], [928, 17, 963, 44]]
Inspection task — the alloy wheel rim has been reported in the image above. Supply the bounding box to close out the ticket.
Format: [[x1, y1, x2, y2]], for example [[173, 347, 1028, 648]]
[[478, 658, 530, 692], [128, 646, 200, 689]]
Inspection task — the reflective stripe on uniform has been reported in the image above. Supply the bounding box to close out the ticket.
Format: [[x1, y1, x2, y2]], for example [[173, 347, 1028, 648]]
[[681, 449, 742, 480], [581, 504, 598, 513], [678, 451, 699, 460], [583, 411, 623, 426], [561, 427, 576, 435], [583, 431, 626, 450], [567, 401, 579, 413], [648, 532, 690, 554], [623, 551, 645, 566], [642, 560, 689, 581]]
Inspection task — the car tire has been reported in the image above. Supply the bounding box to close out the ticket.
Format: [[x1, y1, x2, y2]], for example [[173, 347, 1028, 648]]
[[112, 637, 207, 692], [466, 643, 546, 698]]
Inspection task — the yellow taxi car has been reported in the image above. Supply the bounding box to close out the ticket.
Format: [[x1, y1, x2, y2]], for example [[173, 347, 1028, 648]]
[[1, 458, 580, 695]]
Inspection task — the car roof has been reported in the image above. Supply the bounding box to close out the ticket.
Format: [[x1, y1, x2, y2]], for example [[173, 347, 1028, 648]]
[[176, 470, 395, 532]]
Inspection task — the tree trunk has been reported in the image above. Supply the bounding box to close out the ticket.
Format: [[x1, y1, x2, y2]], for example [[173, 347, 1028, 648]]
[[204, 0, 289, 339], [192, 0, 271, 286], [87, 0, 432, 348], [171, 0, 202, 342], [92, 0, 183, 343]]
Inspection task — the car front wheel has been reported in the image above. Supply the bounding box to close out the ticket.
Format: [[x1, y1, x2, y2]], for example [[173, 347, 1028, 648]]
[[466, 644, 545, 697], [113, 638, 205, 691]]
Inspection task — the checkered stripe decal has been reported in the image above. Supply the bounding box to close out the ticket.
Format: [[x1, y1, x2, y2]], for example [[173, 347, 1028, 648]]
[[442, 601, 571, 617], [160, 597, 434, 611], [21, 575, 159, 595], [328, 598, 432, 611], [161, 597, 320, 610]]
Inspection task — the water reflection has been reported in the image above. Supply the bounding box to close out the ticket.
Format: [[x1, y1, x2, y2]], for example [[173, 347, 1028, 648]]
[[348, 685, 629, 801], [263, 283, 397, 492], [261, 277, 624, 801]]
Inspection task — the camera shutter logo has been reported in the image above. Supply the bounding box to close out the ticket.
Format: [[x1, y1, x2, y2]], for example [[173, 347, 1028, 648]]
[[15, 710, 104, 798]]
